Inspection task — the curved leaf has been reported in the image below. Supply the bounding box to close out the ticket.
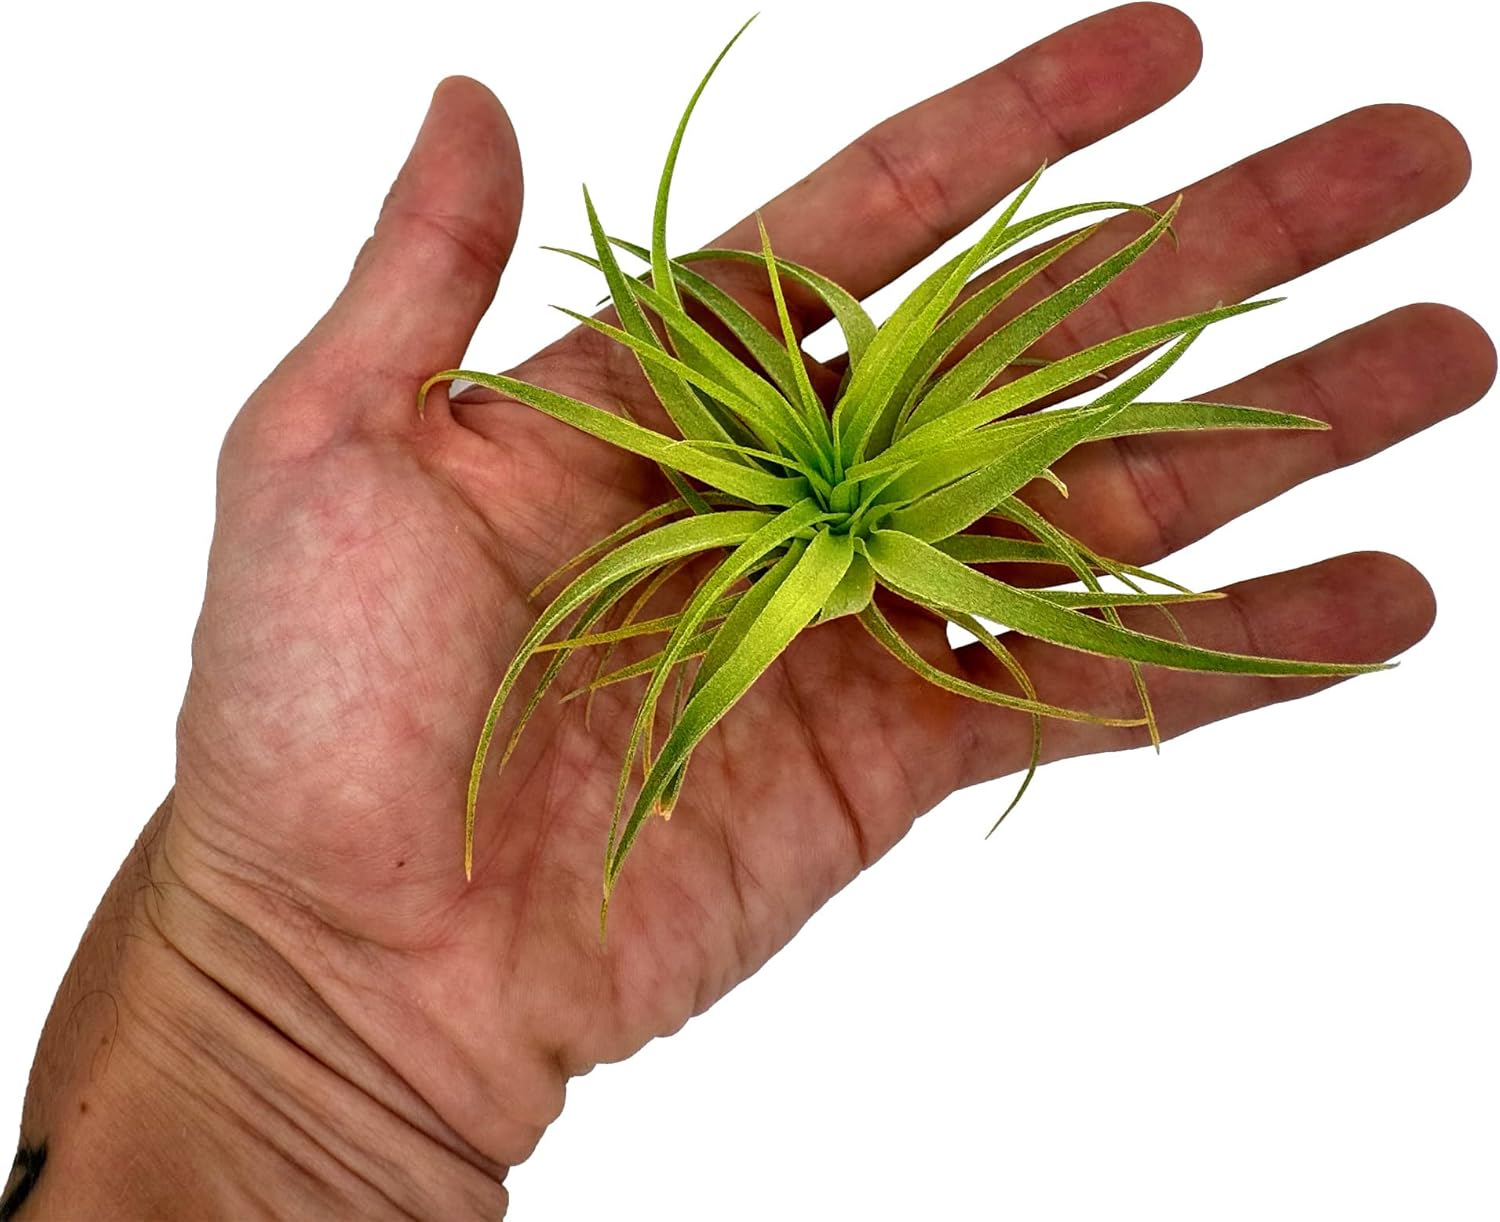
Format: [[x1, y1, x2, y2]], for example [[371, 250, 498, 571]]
[[421, 369, 810, 507], [607, 529, 855, 898], [462, 509, 775, 877], [864, 530, 1391, 678]]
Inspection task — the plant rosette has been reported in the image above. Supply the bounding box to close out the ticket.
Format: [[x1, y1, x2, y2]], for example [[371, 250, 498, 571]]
[[418, 18, 1385, 931]]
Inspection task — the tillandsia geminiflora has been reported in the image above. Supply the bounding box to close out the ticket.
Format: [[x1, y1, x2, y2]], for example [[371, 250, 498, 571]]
[[417, 17, 1386, 930]]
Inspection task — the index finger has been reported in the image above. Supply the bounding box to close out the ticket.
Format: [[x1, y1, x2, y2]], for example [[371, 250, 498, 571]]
[[717, 3, 1202, 327]]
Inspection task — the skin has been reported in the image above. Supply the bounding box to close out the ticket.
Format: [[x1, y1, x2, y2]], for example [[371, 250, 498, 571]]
[[10, 4, 1493, 1216]]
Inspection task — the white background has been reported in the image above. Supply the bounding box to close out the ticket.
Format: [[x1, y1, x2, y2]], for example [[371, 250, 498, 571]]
[[2, 2, 1496, 1219]]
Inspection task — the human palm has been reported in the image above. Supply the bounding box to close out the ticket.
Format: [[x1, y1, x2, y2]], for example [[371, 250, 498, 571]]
[[159, 5, 1491, 1171]]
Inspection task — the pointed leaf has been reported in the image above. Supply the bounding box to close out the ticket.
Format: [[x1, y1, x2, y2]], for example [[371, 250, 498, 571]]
[[651, 16, 758, 308], [605, 237, 802, 397], [857, 601, 1144, 726], [421, 370, 811, 507], [461, 509, 774, 876], [553, 306, 823, 466], [902, 199, 1182, 436], [608, 529, 855, 890], [677, 247, 877, 367], [608, 502, 830, 866], [864, 530, 1390, 677]]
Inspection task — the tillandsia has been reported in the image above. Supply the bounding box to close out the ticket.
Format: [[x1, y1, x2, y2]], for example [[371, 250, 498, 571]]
[[417, 17, 1386, 927]]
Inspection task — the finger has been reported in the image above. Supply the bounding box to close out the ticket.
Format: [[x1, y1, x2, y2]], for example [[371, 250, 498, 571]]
[[272, 76, 524, 439], [1035, 304, 1497, 565], [951, 550, 1437, 789], [525, 2, 1201, 379], [706, 2, 1203, 328], [904, 103, 1471, 386]]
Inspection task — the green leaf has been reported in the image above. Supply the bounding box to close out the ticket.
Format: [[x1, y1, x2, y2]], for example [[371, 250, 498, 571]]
[[579, 553, 696, 731], [1034, 589, 1223, 609], [421, 370, 811, 507], [651, 15, 758, 309], [856, 601, 1145, 726], [527, 495, 705, 599], [864, 529, 1391, 677], [986, 503, 1195, 594], [564, 629, 719, 697], [872, 298, 1280, 474], [969, 196, 1166, 268], [756, 214, 827, 440], [816, 548, 877, 622], [570, 598, 708, 655], [901, 198, 1182, 437], [901, 397, 1329, 493], [1084, 399, 1330, 438], [607, 528, 855, 896], [461, 509, 775, 877], [997, 493, 1165, 749], [933, 535, 1074, 567], [644, 538, 815, 805], [880, 398, 1132, 542], [837, 167, 1050, 466], [582, 187, 739, 453], [594, 237, 802, 399], [608, 502, 830, 870], [536, 593, 743, 652], [865, 324, 1206, 517], [609, 267, 826, 460], [676, 247, 877, 368], [882, 223, 1103, 446], [944, 609, 1043, 834], [694, 541, 807, 692], [671, 437, 826, 487], [553, 306, 824, 468], [490, 569, 657, 791]]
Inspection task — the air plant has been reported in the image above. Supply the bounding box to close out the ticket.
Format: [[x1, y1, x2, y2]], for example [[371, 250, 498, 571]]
[[418, 18, 1385, 926]]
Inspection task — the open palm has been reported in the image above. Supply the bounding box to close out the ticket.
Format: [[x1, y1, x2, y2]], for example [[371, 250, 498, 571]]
[[160, 3, 1492, 1176]]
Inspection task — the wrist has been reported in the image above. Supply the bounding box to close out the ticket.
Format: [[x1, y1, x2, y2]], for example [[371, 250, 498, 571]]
[[14, 794, 510, 1219]]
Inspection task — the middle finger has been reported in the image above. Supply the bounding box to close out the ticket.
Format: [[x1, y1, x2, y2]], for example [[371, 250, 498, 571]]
[[849, 104, 1470, 385]]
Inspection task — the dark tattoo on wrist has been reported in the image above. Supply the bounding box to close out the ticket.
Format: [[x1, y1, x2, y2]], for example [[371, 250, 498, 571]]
[[0, 1140, 46, 1221]]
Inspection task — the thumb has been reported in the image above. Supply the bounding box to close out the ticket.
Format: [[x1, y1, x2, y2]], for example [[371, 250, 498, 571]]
[[291, 76, 523, 432]]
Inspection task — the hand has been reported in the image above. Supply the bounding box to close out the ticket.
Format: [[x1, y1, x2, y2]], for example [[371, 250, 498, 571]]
[[14, 4, 1493, 1217]]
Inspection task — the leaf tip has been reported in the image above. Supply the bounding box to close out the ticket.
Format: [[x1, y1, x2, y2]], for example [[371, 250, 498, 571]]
[[417, 370, 450, 420]]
